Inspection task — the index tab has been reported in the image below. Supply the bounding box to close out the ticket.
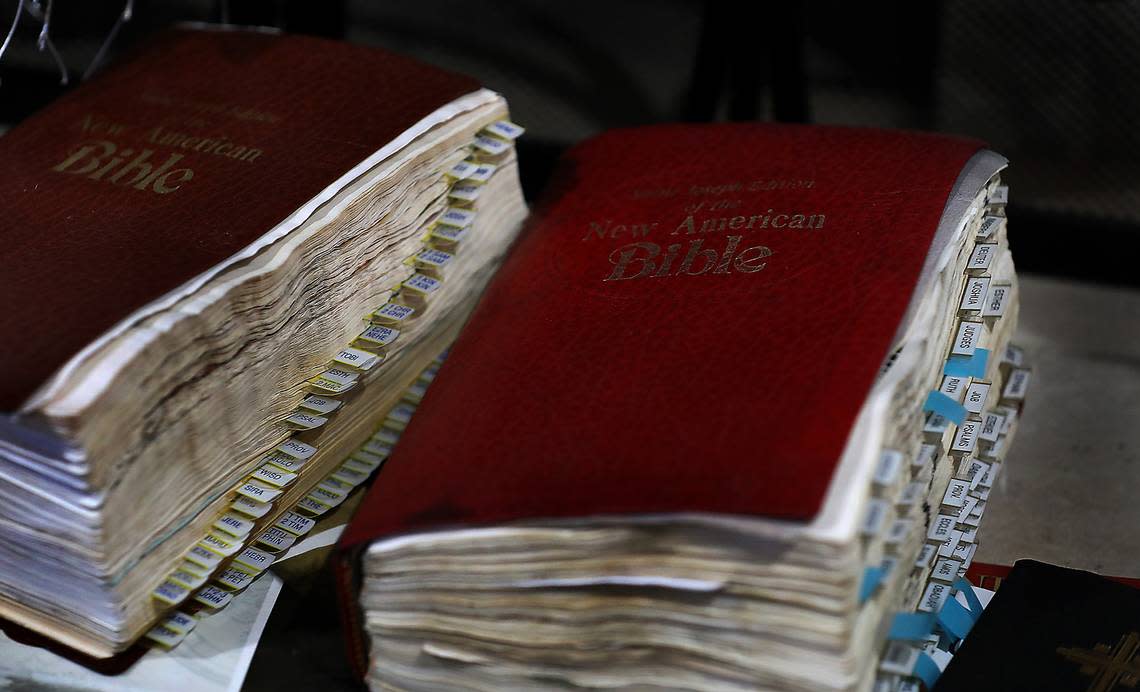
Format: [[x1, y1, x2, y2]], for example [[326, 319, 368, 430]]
[[918, 582, 951, 613], [860, 498, 890, 536], [297, 495, 333, 516], [200, 532, 243, 557], [194, 585, 233, 609], [386, 402, 417, 427], [465, 162, 497, 183], [931, 558, 964, 584], [357, 324, 400, 348], [963, 382, 990, 414], [415, 248, 454, 271], [255, 527, 297, 552], [485, 120, 526, 140], [252, 465, 297, 488], [262, 449, 307, 473], [977, 214, 1005, 240], [1002, 345, 1025, 367], [162, 611, 197, 635], [960, 277, 990, 313], [145, 623, 187, 649], [429, 224, 468, 245], [282, 410, 327, 431], [966, 244, 998, 273], [402, 273, 443, 295], [333, 347, 382, 372], [213, 512, 255, 538], [438, 206, 476, 228], [979, 412, 1004, 443], [942, 479, 970, 508], [923, 412, 951, 436], [448, 183, 481, 203], [873, 450, 903, 487], [298, 394, 342, 415], [315, 367, 359, 388], [371, 302, 415, 325], [472, 133, 511, 156], [928, 514, 957, 542], [277, 438, 317, 460], [227, 483, 274, 510], [990, 185, 1009, 205], [152, 580, 191, 606], [234, 547, 275, 574], [982, 283, 1012, 318], [215, 567, 256, 591], [898, 481, 925, 508], [231, 495, 273, 519], [950, 321, 983, 357], [939, 375, 968, 402], [307, 370, 358, 395], [446, 160, 476, 179], [168, 567, 208, 590], [275, 511, 316, 536], [1002, 368, 1032, 402], [951, 419, 979, 454], [185, 544, 224, 570]]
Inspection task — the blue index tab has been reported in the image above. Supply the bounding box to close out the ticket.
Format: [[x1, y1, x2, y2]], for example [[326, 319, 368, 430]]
[[888, 612, 938, 641], [915, 653, 943, 689], [944, 348, 990, 378], [936, 596, 976, 642], [923, 391, 967, 425], [859, 566, 886, 604], [954, 577, 985, 619]]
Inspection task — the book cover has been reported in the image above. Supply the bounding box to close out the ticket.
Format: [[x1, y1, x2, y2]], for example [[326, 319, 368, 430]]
[[938, 560, 1140, 691], [338, 123, 984, 542], [0, 26, 478, 411]]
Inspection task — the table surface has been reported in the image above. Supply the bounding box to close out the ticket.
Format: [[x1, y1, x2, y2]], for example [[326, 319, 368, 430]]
[[974, 274, 1140, 577]]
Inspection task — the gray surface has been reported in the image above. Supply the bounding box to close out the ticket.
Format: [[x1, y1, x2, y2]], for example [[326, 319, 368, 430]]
[[975, 274, 1140, 576]]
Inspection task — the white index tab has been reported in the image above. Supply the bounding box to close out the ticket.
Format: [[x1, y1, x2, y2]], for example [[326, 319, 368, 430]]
[[966, 243, 997, 272], [963, 382, 991, 414], [1003, 368, 1032, 402], [928, 514, 957, 541], [333, 347, 382, 371], [939, 375, 968, 402], [960, 276, 990, 312], [990, 185, 1009, 205], [277, 438, 317, 460], [213, 512, 255, 538], [256, 527, 297, 553], [438, 206, 476, 228], [231, 495, 273, 519], [236, 479, 282, 502], [357, 324, 400, 348], [977, 214, 1005, 240], [873, 450, 903, 487], [371, 302, 415, 325], [951, 321, 983, 356], [252, 465, 297, 488], [282, 410, 327, 430], [234, 547, 276, 574], [472, 133, 510, 156], [982, 283, 1012, 318], [298, 395, 342, 415], [194, 585, 233, 609], [275, 511, 316, 536], [402, 273, 443, 295], [448, 182, 481, 202], [951, 419, 980, 454], [485, 120, 525, 140]]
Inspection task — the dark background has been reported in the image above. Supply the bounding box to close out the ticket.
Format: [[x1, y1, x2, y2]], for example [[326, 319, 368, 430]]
[[2, 0, 1138, 287], [1, 2, 1137, 688]]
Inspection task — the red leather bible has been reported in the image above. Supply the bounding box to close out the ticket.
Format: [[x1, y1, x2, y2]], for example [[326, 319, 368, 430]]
[[0, 26, 476, 411], [336, 123, 987, 677]]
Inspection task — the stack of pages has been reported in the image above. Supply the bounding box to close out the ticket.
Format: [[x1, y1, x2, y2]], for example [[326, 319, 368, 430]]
[[337, 124, 1031, 691], [0, 27, 526, 656]]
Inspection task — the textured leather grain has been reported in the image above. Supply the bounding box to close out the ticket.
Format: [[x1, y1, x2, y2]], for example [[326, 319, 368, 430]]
[[339, 123, 984, 548], [0, 27, 479, 411]]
